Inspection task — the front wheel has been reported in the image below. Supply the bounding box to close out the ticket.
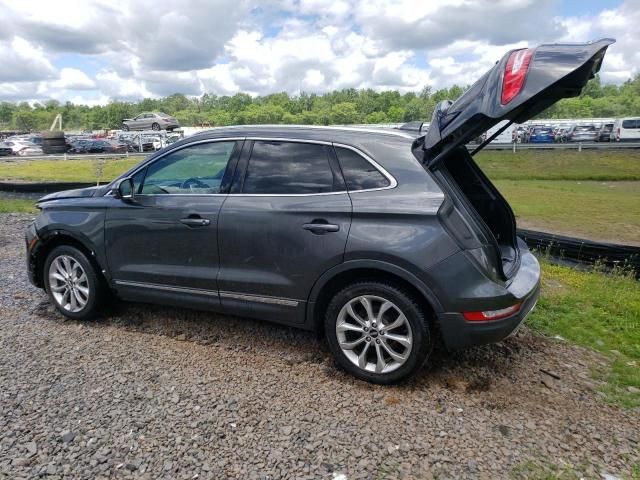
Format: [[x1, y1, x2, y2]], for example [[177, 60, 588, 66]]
[[324, 282, 431, 384], [151, 122, 160, 131], [44, 245, 104, 320], [122, 124, 130, 131]]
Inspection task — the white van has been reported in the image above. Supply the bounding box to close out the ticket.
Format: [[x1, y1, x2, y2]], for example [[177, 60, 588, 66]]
[[611, 117, 640, 141]]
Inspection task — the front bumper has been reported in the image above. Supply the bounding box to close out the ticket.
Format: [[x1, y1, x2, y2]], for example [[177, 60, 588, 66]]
[[434, 243, 541, 350]]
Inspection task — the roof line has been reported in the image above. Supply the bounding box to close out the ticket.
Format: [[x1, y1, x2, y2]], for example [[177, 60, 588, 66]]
[[193, 124, 415, 139]]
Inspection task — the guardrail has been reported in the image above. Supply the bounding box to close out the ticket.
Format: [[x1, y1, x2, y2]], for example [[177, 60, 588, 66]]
[[0, 152, 146, 162], [479, 141, 640, 151]]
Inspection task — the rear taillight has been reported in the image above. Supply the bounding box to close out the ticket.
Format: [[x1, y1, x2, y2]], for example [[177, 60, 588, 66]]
[[501, 48, 534, 105], [463, 303, 521, 322]]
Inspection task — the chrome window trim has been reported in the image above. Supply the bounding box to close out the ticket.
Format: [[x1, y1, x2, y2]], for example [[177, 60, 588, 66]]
[[114, 280, 300, 307], [103, 137, 245, 197], [105, 136, 398, 198], [232, 137, 397, 197]]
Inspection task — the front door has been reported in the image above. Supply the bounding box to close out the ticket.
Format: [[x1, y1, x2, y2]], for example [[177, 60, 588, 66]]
[[105, 139, 242, 305], [217, 139, 351, 324]]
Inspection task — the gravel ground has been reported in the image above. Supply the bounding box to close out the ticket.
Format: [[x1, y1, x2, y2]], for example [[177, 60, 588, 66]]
[[1, 212, 638, 480]]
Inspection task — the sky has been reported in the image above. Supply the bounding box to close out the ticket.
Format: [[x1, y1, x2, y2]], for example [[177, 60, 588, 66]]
[[0, 0, 638, 105]]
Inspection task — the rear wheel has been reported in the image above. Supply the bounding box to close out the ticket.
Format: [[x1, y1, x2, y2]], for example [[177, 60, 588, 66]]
[[324, 282, 431, 384], [151, 122, 160, 131], [44, 246, 104, 320], [122, 124, 130, 131]]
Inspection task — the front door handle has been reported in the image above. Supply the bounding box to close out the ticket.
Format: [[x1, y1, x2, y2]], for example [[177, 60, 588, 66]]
[[303, 222, 340, 234], [180, 217, 211, 227]]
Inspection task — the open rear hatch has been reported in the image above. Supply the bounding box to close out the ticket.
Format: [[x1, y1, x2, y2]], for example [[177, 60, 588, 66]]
[[413, 39, 614, 281]]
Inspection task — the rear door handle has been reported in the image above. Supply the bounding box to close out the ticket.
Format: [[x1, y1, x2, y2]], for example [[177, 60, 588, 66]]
[[180, 217, 211, 227], [303, 222, 340, 234]]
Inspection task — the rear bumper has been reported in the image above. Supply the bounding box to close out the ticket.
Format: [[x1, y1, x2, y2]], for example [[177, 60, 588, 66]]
[[434, 243, 541, 350]]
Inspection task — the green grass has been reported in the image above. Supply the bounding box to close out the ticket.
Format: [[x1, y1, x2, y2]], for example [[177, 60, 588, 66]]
[[0, 198, 38, 213], [529, 260, 640, 408], [0, 157, 142, 183], [476, 149, 640, 181], [510, 459, 581, 480], [495, 180, 640, 245]]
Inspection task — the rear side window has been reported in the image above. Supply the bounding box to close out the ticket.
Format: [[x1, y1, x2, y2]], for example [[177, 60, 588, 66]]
[[242, 141, 336, 194], [622, 119, 638, 129], [335, 147, 390, 191]]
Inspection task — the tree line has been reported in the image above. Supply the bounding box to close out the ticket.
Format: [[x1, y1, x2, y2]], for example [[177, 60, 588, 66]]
[[1, 74, 639, 132]]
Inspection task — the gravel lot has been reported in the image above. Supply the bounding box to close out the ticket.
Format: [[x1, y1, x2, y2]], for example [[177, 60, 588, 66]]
[[1, 212, 638, 479]]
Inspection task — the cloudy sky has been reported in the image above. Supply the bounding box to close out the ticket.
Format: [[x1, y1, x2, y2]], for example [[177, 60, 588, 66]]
[[0, 0, 638, 105]]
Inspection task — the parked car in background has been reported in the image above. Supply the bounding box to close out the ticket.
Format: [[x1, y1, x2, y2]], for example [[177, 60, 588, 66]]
[[513, 126, 527, 143], [528, 127, 555, 143], [554, 127, 570, 143], [612, 117, 640, 142], [596, 123, 613, 142], [567, 125, 598, 142], [69, 139, 129, 154], [122, 112, 180, 131], [25, 39, 613, 383], [0, 142, 13, 156], [3, 140, 44, 156]]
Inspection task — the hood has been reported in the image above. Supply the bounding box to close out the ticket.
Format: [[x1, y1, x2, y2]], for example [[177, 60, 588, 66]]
[[414, 38, 614, 166], [37, 185, 109, 203]]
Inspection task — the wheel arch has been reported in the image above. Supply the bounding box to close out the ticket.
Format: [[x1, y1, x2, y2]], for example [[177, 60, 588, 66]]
[[305, 260, 443, 334], [32, 230, 108, 289]]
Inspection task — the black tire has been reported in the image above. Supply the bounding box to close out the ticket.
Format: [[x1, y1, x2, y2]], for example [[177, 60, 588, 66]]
[[42, 145, 68, 154], [324, 281, 431, 384], [42, 130, 65, 139], [43, 245, 105, 320], [122, 124, 130, 131], [151, 122, 160, 131]]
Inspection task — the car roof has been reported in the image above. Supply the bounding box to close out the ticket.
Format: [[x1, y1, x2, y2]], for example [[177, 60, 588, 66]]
[[191, 124, 416, 145]]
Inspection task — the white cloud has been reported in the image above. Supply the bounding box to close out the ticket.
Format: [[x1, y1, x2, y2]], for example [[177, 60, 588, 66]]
[[52, 68, 96, 90], [0, 37, 56, 83], [0, 0, 637, 103]]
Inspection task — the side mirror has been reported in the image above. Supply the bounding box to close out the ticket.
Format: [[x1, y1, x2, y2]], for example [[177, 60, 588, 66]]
[[113, 177, 135, 202]]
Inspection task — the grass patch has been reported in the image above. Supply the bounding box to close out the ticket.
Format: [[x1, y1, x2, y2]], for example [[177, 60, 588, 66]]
[[0, 198, 38, 213], [510, 459, 580, 479], [476, 149, 640, 181], [495, 180, 640, 245], [0, 157, 143, 183], [529, 260, 640, 408]]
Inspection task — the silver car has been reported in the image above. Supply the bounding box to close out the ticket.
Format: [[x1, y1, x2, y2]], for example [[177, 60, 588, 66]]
[[122, 112, 180, 132]]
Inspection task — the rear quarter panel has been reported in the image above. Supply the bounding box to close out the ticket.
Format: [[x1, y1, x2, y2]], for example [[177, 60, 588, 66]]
[[344, 138, 460, 278]]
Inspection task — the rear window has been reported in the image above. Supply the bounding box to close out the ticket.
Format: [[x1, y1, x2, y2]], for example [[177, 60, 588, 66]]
[[335, 147, 390, 191], [242, 141, 337, 194], [622, 119, 638, 129]]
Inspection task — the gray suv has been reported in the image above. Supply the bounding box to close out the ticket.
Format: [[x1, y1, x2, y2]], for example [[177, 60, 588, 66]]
[[25, 39, 613, 383]]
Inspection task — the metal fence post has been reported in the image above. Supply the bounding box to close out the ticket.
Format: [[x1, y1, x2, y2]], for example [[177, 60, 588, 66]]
[[512, 141, 516, 153], [578, 142, 582, 152]]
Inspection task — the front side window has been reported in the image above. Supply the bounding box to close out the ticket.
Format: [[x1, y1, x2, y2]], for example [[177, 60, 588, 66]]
[[242, 141, 336, 194], [140, 141, 237, 195], [335, 147, 390, 191]]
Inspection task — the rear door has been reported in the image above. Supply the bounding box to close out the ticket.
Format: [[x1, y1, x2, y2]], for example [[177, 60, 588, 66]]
[[414, 39, 614, 165], [217, 139, 351, 324]]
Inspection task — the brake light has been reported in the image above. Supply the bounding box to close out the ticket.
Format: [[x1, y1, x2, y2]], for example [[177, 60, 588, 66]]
[[463, 303, 521, 322], [501, 48, 534, 105]]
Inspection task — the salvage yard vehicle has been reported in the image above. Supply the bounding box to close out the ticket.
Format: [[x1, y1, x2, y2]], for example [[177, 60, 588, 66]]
[[121, 112, 180, 132], [612, 117, 640, 142], [25, 39, 613, 383], [567, 124, 598, 142]]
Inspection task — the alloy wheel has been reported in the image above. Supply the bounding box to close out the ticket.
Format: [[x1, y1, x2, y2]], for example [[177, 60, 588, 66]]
[[48, 255, 90, 313], [335, 295, 413, 374]]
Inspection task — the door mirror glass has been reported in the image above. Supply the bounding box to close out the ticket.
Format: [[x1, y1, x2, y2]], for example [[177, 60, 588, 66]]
[[114, 177, 135, 201]]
